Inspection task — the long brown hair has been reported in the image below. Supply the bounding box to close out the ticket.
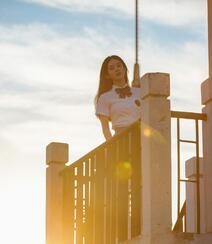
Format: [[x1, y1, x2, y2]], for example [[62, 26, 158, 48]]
[[95, 55, 129, 102]]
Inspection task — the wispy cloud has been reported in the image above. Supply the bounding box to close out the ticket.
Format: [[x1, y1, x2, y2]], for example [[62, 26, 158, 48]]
[[0, 24, 92, 89], [0, 21, 207, 140], [0, 3, 208, 243], [0, 23, 132, 124], [142, 39, 208, 110], [0, 23, 133, 161], [22, 0, 207, 27]]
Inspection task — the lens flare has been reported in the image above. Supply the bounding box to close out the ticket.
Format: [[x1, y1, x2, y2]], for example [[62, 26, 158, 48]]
[[143, 128, 151, 137], [141, 121, 167, 144], [116, 161, 132, 180]]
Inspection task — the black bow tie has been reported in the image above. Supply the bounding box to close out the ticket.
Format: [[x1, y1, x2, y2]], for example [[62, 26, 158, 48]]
[[115, 86, 132, 98]]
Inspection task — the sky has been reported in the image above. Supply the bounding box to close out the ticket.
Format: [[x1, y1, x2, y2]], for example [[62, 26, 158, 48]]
[[0, 0, 208, 244]]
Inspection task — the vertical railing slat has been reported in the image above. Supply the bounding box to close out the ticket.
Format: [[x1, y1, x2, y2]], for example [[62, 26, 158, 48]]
[[86, 157, 95, 244], [105, 146, 113, 244], [171, 112, 205, 233], [109, 142, 118, 244], [131, 123, 141, 238], [61, 121, 142, 243], [94, 150, 105, 244], [177, 118, 181, 220], [118, 134, 129, 242], [83, 160, 90, 243], [63, 170, 75, 244], [76, 165, 84, 244], [195, 119, 201, 234]]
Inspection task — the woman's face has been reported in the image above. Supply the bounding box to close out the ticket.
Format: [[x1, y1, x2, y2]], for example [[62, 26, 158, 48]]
[[107, 58, 126, 86]]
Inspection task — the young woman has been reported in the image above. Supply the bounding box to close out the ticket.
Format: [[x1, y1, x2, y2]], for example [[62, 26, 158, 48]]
[[95, 55, 141, 140]]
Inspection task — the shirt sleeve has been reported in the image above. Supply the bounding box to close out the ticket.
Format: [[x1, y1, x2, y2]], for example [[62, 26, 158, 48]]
[[132, 87, 141, 97], [95, 94, 110, 118]]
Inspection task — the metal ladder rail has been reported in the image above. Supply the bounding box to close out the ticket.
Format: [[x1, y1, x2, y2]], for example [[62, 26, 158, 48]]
[[176, 118, 200, 234]]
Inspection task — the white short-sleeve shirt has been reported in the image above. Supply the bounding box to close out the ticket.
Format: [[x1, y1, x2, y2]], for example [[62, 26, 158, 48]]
[[96, 85, 141, 129]]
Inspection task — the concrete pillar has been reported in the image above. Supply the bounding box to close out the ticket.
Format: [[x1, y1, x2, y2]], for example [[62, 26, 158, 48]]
[[185, 157, 206, 233], [198, 0, 212, 234], [201, 78, 212, 233], [46, 142, 68, 244], [140, 73, 173, 244], [208, 0, 212, 77]]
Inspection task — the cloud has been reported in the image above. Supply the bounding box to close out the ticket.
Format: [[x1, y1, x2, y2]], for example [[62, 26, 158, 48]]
[[0, 23, 110, 165], [0, 23, 134, 92], [22, 0, 207, 27], [0, 21, 207, 151], [0, 21, 207, 124], [0, 107, 50, 127], [0, 16, 207, 243], [142, 38, 208, 110], [0, 24, 94, 88], [0, 0, 208, 240], [0, 23, 134, 132]]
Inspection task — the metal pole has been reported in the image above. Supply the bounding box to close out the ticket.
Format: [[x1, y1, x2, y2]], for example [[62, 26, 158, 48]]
[[177, 118, 181, 219], [133, 0, 140, 85], [135, 0, 139, 64], [208, 0, 212, 77], [195, 120, 200, 234]]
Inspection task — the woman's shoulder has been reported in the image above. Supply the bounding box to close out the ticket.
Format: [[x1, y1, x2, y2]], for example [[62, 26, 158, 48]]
[[96, 90, 113, 116], [98, 89, 113, 101], [131, 86, 141, 93], [131, 86, 141, 90]]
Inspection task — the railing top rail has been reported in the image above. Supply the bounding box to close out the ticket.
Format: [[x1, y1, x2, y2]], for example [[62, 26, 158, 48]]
[[62, 120, 140, 174], [171, 110, 207, 121]]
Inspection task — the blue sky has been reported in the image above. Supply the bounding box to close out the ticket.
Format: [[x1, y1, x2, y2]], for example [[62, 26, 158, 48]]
[[0, 0, 208, 244], [0, 0, 207, 44]]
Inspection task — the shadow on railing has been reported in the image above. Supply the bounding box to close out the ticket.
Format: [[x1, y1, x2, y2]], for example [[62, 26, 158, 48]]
[[62, 121, 141, 244], [173, 201, 186, 232], [59, 110, 206, 244]]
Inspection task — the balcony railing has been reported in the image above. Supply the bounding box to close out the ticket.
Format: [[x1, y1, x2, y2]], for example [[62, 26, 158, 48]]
[[61, 121, 141, 244], [47, 110, 207, 244], [171, 111, 207, 234]]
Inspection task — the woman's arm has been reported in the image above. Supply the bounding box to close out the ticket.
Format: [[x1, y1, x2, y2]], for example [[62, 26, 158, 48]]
[[99, 115, 112, 140]]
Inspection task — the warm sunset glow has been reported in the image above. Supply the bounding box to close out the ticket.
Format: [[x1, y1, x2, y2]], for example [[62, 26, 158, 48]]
[[0, 1, 207, 244], [116, 161, 132, 180], [143, 128, 152, 137]]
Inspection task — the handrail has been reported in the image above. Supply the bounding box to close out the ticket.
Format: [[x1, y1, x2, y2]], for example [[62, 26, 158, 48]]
[[62, 120, 140, 172], [61, 109, 206, 243], [171, 110, 206, 234], [64, 111, 206, 172], [62, 120, 141, 243], [171, 110, 207, 121]]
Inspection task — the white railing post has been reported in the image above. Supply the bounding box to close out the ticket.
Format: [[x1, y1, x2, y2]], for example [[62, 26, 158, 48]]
[[46, 142, 68, 244], [200, 0, 212, 233], [140, 73, 173, 244], [201, 78, 212, 233], [185, 157, 206, 233]]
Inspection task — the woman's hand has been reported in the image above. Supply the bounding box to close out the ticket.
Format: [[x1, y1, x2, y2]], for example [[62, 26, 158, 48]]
[[132, 79, 140, 87], [99, 115, 112, 140]]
